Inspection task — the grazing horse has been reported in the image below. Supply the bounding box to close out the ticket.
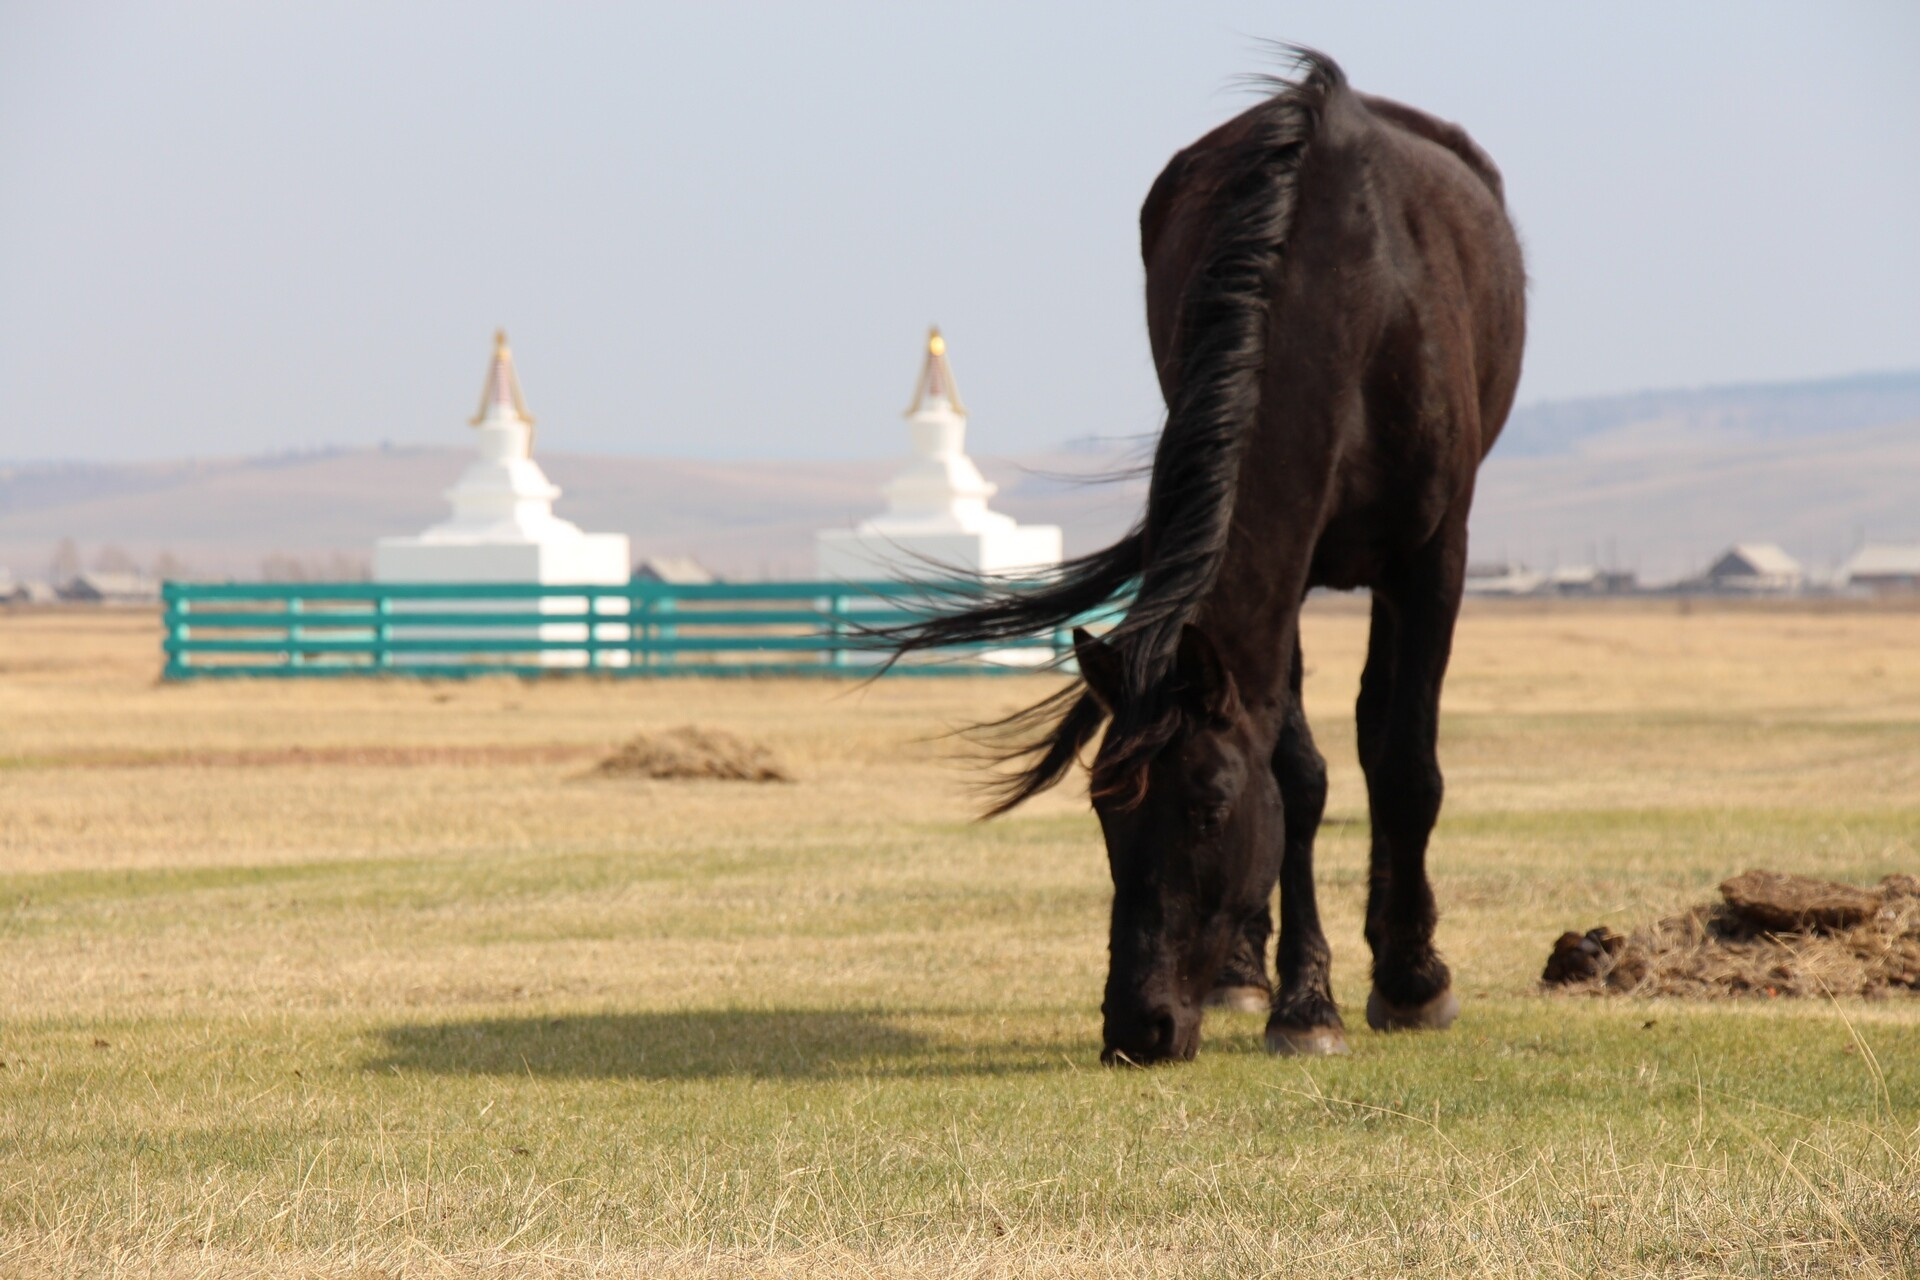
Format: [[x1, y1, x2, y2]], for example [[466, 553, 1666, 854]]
[[886, 51, 1525, 1064]]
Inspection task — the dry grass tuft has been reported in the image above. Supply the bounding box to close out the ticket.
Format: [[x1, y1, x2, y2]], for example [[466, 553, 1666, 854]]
[[591, 725, 792, 783], [1548, 872, 1920, 999]]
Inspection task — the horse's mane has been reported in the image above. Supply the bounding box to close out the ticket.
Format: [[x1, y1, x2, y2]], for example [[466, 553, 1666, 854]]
[[880, 50, 1345, 815]]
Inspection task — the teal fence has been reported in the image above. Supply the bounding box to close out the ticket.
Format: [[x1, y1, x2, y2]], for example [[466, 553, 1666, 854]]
[[161, 580, 1094, 679]]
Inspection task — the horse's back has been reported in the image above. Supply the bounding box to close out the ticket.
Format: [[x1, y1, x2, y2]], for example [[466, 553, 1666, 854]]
[[1352, 90, 1527, 459], [1144, 79, 1523, 587], [1310, 87, 1525, 577], [1295, 83, 1525, 456]]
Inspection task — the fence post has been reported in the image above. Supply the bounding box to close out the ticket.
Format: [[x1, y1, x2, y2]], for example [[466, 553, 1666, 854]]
[[164, 584, 190, 679], [626, 582, 641, 668], [585, 587, 601, 670], [657, 594, 677, 667], [287, 594, 305, 669], [828, 589, 847, 669], [375, 593, 392, 669]]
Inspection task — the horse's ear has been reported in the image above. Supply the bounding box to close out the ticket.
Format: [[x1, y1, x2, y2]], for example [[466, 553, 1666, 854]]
[[1073, 627, 1123, 711], [1175, 624, 1240, 720]]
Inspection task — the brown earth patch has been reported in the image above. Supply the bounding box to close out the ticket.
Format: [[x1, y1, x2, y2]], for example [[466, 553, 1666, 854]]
[[1543, 870, 1920, 999], [592, 726, 792, 783], [2, 744, 603, 769]]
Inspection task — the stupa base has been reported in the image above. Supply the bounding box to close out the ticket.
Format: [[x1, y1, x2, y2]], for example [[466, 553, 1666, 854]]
[[372, 534, 632, 668]]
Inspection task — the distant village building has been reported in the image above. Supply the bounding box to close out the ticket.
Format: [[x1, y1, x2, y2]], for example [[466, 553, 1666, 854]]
[[1842, 542, 1920, 593], [1545, 565, 1638, 596], [1465, 561, 1638, 598], [633, 556, 714, 585], [58, 571, 159, 604], [816, 328, 1062, 582], [372, 332, 631, 665], [1, 562, 155, 605], [1701, 543, 1803, 593], [1462, 561, 1543, 596]]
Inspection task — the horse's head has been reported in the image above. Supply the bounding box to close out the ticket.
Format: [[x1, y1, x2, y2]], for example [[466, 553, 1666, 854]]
[[1075, 625, 1281, 1065]]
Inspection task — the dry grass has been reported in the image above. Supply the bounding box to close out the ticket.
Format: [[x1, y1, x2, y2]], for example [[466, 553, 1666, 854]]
[[1, 599, 1917, 1278]]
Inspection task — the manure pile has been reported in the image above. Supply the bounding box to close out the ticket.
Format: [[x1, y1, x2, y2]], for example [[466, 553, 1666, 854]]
[[1543, 870, 1920, 999], [593, 726, 791, 783]]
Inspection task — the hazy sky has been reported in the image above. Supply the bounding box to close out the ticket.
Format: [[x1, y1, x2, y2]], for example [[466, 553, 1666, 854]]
[[3, 2, 1916, 464]]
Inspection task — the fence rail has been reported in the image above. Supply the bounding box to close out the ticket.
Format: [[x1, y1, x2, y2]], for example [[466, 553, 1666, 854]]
[[161, 580, 1094, 679]]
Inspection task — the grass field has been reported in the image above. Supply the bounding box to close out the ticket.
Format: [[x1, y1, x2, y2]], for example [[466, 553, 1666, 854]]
[[2, 600, 1917, 1278]]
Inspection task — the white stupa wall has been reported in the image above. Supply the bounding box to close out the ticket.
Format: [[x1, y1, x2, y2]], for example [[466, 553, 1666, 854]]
[[816, 327, 1062, 665], [373, 332, 631, 667]]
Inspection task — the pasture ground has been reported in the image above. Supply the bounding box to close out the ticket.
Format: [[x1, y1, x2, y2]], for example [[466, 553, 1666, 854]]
[[1, 600, 1917, 1278]]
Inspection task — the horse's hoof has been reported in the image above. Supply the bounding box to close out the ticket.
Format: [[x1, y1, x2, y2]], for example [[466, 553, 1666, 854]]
[[1264, 1024, 1350, 1056], [1366, 988, 1460, 1032], [1204, 984, 1270, 1014]]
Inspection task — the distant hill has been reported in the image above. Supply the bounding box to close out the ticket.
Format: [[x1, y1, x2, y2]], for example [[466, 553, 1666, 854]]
[[0, 445, 1148, 582], [1498, 369, 1920, 458], [1, 371, 1914, 585]]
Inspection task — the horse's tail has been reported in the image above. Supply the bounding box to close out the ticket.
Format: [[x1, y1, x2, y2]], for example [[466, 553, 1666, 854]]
[[868, 528, 1143, 662]]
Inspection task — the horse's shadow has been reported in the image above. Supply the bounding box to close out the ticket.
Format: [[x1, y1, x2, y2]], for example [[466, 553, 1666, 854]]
[[369, 1008, 1053, 1081]]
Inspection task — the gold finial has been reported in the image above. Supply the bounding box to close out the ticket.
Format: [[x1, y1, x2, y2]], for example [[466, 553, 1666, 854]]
[[905, 324, 965, 417], [472, 328, 535, 430]]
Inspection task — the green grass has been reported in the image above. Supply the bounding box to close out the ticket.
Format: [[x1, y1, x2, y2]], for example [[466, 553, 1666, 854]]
[[4, 810, 1916, 1278], [4, 997, 1916, 1276]]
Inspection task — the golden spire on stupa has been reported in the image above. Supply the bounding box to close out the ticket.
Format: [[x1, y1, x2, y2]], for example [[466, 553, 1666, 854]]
[[905, 325, 967, 417], [472, 329, 536, 430]]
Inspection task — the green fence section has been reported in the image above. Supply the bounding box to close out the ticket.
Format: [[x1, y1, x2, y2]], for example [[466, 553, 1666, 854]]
[[161, 580, 1095, 679]]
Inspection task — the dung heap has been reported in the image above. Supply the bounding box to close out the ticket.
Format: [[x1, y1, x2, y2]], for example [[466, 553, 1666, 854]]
[[593, 727, 791, 783], [1542, 870, 1920, 999]]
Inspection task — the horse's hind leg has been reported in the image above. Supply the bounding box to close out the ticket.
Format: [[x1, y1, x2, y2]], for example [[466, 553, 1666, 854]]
[[1361, 518, 1468, 1032], [1264, 636, 1346, 1055]]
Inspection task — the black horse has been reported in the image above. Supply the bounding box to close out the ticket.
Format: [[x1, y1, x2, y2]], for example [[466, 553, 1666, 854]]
[[886, 51, 1526, 1065]]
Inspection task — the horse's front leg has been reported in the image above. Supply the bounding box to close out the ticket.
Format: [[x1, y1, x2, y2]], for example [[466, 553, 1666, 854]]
[[1263, 637, 1345, 1054], [1205, 907, 1274, 1014]]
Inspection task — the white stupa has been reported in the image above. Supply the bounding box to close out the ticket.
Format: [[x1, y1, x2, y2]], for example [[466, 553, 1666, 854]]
[[375, 331, 630, 583], [816, 327, 1062, 581], [374, 332, 630, 665]]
